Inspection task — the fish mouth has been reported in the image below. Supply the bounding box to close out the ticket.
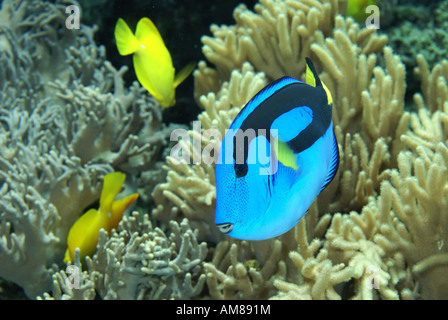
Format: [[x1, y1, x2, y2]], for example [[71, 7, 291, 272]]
[[216, 223, 234, 234]]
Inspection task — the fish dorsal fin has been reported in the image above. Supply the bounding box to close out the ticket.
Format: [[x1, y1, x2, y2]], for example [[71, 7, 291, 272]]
[[305, 57, 333, 105], [99, 172, 126, 215], [135, 17, 164, 47], [322, 82, 333, 105], [305, 57, 321, 87], [318, 130, 339, 195], [174, 62, 196, 88]]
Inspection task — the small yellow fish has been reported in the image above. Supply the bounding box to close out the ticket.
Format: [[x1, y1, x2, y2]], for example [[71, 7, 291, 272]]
[[64, 172, 139, 263], [345, 0, 378, 23], [114, 17, 195, 107]]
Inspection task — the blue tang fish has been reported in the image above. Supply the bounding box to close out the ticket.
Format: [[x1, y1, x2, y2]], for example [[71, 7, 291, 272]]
[[215, 58, 339, 240]]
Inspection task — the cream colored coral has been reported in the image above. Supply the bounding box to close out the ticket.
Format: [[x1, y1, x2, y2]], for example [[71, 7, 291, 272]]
[[311, 17, 386, 130], [414, 54, 448, 113], [374, 144, 448, 299], [201, 0, 340, 80], [402, 57, 448, 154], [323, 210, 404, 299], [314, 45, 409, 213], [205, 239, 287, 299], [316, 54, 448, 300], [273, 211, 354, 300]]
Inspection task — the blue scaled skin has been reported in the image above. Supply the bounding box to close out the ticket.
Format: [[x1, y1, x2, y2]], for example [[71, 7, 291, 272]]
[[215, 58, 339, 240]]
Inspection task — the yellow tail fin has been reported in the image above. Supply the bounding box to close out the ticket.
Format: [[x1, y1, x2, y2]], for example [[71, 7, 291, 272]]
[[115, 18, 140, 55]]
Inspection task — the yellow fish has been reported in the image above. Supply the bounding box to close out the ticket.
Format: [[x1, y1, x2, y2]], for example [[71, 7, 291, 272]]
[[345, 0, 378, 23], [64, 172, 139, 263], [114, 17, 195, 107]]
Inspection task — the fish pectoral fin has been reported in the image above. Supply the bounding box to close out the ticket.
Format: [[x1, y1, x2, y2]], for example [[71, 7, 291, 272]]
[[114, 18, 140, 56], [273, 138, 299, 171], [173, 62, 196, 88]]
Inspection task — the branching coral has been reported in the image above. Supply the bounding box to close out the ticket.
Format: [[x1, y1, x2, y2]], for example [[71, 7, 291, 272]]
[[0, 0, 171, 298], [375, 55, 448, 299], [375, 144, 448, 299], [201, 0, 341, 80], [0, 1, 110, 294], [272, 207, 355, 300], [205, 238, 287, 299], [317, 46, 409, 213], [41, 212, 208, 300]]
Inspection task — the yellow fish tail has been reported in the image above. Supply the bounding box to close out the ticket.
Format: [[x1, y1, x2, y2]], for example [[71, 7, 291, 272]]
[[115, 18, 140, 55]]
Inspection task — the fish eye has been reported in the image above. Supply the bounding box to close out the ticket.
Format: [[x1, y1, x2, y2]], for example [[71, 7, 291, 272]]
[[217, 223, 234, 234], [234, 163, 248, 177]]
